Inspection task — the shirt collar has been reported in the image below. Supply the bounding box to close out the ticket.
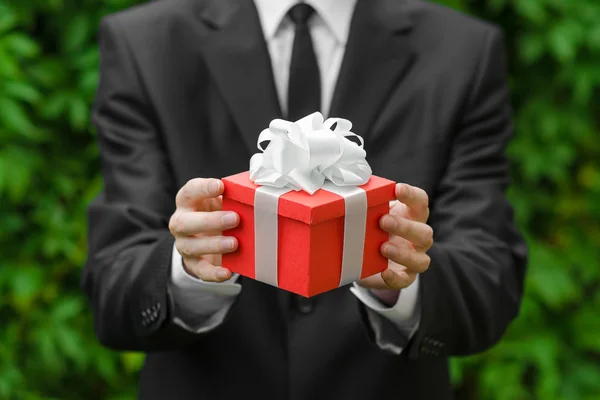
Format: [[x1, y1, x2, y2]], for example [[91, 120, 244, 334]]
[[254, 0, 357, 44]]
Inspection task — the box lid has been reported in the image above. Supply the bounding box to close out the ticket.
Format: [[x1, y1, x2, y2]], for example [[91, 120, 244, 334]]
[[223, 171, 395, 225]]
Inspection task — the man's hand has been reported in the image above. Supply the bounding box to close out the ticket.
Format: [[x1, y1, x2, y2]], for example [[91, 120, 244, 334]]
[[358, 183, 433, 291], [169, 178, 239, 282]]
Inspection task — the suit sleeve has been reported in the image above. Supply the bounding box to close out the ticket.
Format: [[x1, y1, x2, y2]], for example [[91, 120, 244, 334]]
[[82, 16, 235, 351], [407, 29, 528, 359]]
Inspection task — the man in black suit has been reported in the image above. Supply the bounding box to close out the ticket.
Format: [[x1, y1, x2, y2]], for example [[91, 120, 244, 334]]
[[83, 0, 527, 399]]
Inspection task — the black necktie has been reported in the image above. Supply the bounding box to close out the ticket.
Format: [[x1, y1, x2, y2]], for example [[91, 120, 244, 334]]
[[287, 3, 321, 121]]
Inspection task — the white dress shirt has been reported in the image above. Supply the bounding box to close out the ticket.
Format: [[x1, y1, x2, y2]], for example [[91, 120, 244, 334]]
[[169, 0, 421, 355]]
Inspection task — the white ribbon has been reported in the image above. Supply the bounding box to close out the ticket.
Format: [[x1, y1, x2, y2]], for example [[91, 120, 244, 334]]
[[249, 112, 372, 195], [253, 184, 367, 290], [322, 182, 367, 286], [254, 186, 292, 287], [251, 112, 372, 291]]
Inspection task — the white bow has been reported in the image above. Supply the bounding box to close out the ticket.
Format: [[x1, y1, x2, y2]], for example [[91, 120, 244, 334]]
[[249, 112, 372, 195]]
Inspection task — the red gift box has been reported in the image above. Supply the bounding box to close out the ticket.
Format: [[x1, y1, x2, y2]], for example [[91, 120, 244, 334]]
[[222, 171, 396, 297]]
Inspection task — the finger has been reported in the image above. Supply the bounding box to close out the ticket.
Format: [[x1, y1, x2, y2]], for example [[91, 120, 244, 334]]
[[381, 243, 431, 273], [379, 214, 433, 252], [358, 261, 415, 290], [395, 183, 429, 222], [176, 235, 238, 258], [390, 200, 409, 218], [184, 258, 233, 282], [176, 178, 223, 210], [358, 267, 416, 290], [381, 268, 417, 290], [170, 210, 239, 236]]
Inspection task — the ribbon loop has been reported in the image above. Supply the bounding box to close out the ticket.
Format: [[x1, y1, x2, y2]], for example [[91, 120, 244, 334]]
[[249, 112, 372, 195]]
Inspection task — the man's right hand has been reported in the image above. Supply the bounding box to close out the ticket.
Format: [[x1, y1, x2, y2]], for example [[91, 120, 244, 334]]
[[169, 178, 239, 283]]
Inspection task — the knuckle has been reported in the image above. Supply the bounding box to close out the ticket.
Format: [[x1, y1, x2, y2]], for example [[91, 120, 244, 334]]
[[403, 184, 413, 200], [394, 217, 408, 236], [196, 236, 219, 255], [169, 213, 184, 235], [423, 227, 434, 249], [181, 258, 197, 276], [180, 239, 194, 257], [421, 255, 431, 272], [382, 271, 398, 288], [419, 189, 429, 207], [201, 213, 218, 231], [198, 179, 212, 196], [195, 261, 218, 282], [406, 251, 418, 267], [175, 239, 186, 256], [207, 236, 223, 253], [176, 184, 192, 206], [193, 266, 211, 281], [186, 178, 201, 189], [404, 251, 422, 272], [412, 254, 428, 273]]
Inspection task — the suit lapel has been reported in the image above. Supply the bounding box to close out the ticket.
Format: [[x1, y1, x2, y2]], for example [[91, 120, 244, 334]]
[[196, 0, 282, 154], [329, 0, 416, 145]]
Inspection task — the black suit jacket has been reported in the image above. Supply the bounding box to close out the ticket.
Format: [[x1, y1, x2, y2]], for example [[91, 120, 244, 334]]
[[82, 0, 527, 399]]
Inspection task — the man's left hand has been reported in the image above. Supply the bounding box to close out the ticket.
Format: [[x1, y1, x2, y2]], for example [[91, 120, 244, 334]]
[[358, 183, 433, 291]]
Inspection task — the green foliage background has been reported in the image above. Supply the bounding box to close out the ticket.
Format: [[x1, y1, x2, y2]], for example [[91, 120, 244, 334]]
[[0, 0, 598, 398]]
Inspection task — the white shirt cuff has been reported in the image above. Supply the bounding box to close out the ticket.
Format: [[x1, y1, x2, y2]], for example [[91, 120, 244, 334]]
[[169, 243, 241, 333], [350, 274, 421, 354]]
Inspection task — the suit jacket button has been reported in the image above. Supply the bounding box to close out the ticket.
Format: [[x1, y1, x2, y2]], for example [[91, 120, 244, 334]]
[[420, 337, 434, 356], [294, 296, 314, 314]]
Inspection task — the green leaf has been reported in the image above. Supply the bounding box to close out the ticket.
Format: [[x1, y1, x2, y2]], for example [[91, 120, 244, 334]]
[[52, 297, 84, 321], [0, 4, 17, 34], [96, 351, 118, 382], [64, 14, 91, 53], [572, 308, 600, 351], [68, 96, 89, 130], [548, 25, 577, 63], [519, 33, 545, 65], [587, 25, 600, 52], [2, 33, 40, 58], [34, 328, 64, 374], [27, 59, 68, 87], [0, 146, 39, 202], [40, 92, 70, 119], [514, 0, 548, 23], [2, 80, 41, 103], [527, 245, 579, 308], [79, 70, 99, 95], [121, 352, 145, 374], [0, 48, 20, 77], [54, 325, 85, 367], [0, 97, 35, 135], [9, 266, 44, 311]]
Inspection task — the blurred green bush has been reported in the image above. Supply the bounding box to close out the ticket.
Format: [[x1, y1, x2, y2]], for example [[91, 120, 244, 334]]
[[0, 0, 598, 399]]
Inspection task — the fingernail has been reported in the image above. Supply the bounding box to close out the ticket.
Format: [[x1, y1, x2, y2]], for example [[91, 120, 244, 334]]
[[396, 184, 405, 197], [382, 215, 396, 229], [210, 180, 221, 194], [384, 244, 398, 256], [217, 270, 230, 280], [382, 269, 396, 281], [220, 237, 235, 251], [221, 212, 238, 227]]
